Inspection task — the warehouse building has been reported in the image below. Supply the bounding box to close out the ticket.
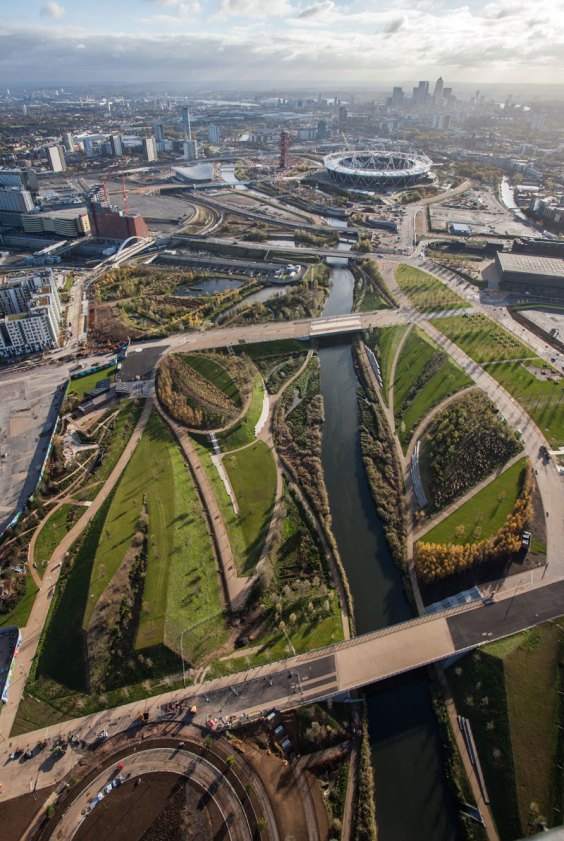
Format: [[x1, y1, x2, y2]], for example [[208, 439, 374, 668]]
[[495, 252, 564, 298]]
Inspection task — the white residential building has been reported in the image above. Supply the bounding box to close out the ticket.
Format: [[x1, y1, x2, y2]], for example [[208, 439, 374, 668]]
[[0, 271, 62, 357]]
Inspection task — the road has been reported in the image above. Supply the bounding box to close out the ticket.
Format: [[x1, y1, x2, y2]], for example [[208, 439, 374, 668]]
[[52, 746, 255, 841], [2, 581, 564, 805]]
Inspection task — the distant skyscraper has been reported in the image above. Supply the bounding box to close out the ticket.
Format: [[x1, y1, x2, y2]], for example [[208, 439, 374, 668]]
[[46, 145, 66, 173], [22, 104, 27, 116], [63, 132, 74, 152], [110, 134, 124, 157], [183, 139, 198, 161], [208, 124, 221, 144], [143, 136, 158, 162], [181, 105, 191, 140], [433, 77, 444, 101], [391, 87, 404, 106], [317, 120, 327, 140], [154, 123, 164, 143], [339, 105, 348, 122], [416, 81, 429, 105]]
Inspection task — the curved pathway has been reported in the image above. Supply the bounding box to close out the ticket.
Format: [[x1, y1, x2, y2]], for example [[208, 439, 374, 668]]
[[421, 319, 564, 590]]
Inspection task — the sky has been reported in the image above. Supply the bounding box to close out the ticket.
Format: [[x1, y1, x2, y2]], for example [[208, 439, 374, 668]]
[[1, 0, 564, 87]]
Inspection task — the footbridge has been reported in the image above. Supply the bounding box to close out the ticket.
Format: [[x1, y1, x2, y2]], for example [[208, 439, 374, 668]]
[[3, 581, 563, 766]]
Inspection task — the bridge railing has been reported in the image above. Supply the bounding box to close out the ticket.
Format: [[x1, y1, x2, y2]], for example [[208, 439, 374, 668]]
[[289, 596, 485, 665]]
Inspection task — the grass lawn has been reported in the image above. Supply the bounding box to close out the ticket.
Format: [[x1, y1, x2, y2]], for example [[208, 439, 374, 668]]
[[430, 313, 537, 363], [82, 412, 223, 658], [181, 354, 242, 406], [0, 574, 38, 629], [393, 328, 472, 449], [218, 374, 266, 450], [234, 339, 308, 361], [422, 457, 527, 545], [396, 264, 469, 311], [222, 441, 277, 575], [68, 365, 116, 399], [358, 289, 389, 312], [138, 418, 225, 660], [34, 503, 84, 577], [482, 360, 564, 450], [191, 439, 250, 575], [365, 325, 409, 404], [448, 623, 563, 840]]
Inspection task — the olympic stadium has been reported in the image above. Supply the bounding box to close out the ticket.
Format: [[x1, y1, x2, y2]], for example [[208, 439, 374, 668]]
[[323, 150, 433, 190]]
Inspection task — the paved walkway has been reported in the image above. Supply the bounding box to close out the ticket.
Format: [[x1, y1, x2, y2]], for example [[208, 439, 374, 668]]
[[3, 581, 564, 806]]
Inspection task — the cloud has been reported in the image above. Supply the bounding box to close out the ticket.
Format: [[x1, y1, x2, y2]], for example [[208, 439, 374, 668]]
[[40, 1, 65, 18], [217, 0, 292, 17], [297, 1, 334, 18], [75, 42, 86, 49], [384, 14, 408, 33]]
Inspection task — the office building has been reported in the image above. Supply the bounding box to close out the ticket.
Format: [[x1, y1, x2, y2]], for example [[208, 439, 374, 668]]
[[20, 208, 91, 238], [208, 124, 221, 144], [154, 123, 164, 143], [433, 77, 444, 101], [0, 168, 38, 194], [181, 105, 191, 139], [143, 136, 158, 162], [415, 81, 429, 105], [0, 188, 34, 213], [495, 252, 564, 298], [391, 87, 404, 106], [183, 139, 198, 161], [0, 271, 62, 357], [110, 134, 124, 157], [46, 145, 66, 173], [88, 204, 149, 241], [339, 106, 348, 122], [63, 131, 74, 152]]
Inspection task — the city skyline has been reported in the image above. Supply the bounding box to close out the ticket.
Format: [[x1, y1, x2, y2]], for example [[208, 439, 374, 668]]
[[1, 0, 564, 86]]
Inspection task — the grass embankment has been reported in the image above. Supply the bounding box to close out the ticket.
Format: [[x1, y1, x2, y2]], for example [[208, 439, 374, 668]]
[[207, 487, 343, 677], [393, 328, 472, 449], [0, 575, 38, 629], [15, 413, 224, 732], [448, 622, 564, 840], [218, 373, 265, 450], [365, 325, 409, 404], [396, 264, 469, 311], [431, 314, 564, 448], [431, 313, 536, 363], [182, 354, 242, 405], [83, 412, 223, 655], [222, 441, 277, 576], [234, 339, 308, 394], [33, 504, 84, 577], [67, 365, 116, 399], [422, 458, 526, 545]]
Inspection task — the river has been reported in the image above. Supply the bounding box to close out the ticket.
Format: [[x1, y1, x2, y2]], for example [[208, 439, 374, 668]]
[[319, 260, 458, 841]]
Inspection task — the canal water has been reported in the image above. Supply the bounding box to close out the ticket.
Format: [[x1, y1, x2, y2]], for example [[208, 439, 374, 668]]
[[319, 260, 458, 841]]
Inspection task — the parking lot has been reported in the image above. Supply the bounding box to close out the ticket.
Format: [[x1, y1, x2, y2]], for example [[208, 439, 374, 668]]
[[0, 364, 67, 533]]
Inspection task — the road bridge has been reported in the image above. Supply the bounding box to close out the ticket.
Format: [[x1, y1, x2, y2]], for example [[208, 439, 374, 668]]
[[2, 580, 563, 810]]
